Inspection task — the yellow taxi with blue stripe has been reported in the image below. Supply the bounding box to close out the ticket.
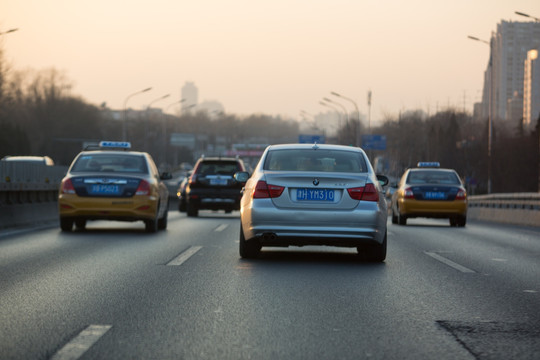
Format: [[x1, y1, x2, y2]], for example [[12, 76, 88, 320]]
[[58, 141, 171, 232], [390, 162, 467, 227]]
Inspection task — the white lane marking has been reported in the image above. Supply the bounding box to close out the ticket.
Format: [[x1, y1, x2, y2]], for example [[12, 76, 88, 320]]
[[167, 246, 202, 266], [424, 252, 476, 273], [51, 324, 112, 360], [214, 224, 229, 232], [523, 290, 538, 293], [491, 258, 508, 262]]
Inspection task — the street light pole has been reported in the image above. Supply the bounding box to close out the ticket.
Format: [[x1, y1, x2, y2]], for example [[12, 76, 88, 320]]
[[367, 90, 372, 134], [515, 11, 540, 22], [319, 101, 342, 132], [330, 92, 361, 146], [0, 28, 18, 36], [322, 97, 349, 127], [163, 99, 186, 166], [123, 87, 152, 141], [144, 94, 170, 161], [468, 35, 493, 194]]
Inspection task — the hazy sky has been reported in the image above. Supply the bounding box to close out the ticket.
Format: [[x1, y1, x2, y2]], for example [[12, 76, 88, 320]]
[[2, 0, 540, 124]]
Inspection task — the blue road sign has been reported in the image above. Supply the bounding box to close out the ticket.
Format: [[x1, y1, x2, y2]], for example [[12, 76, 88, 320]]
[[362, 135, 386, 150]]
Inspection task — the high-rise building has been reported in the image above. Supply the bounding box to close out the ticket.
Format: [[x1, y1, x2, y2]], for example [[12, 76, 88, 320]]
[[523, 49, 540, 129], [481, 20, 540, 128], [181, 82, 198, 113]]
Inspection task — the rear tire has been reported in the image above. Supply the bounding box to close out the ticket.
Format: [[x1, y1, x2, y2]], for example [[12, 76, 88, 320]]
[[239, 225, 261, 259], [158, 208, 168, 230], [391, 208, 398, 224], [179, 199, 186, 212], [187, 202, 198, 217], [75, 219, 86, 230], [60, 218, 73, 232], [145, 218, 158, 233], [360, 231, 387, 262], [397, 210, 407, 225]]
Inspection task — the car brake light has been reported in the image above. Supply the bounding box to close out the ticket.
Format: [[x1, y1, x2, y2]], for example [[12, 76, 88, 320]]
[[136, 180, 151, 195], [404, 187, 415, 199], [253, 181, 284, 198], [456, 189, 467, 200], [60, 179, 76, 194], [347, 183, 379, 202]]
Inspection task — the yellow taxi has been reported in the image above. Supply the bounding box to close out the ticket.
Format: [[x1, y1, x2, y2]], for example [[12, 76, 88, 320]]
[[390, 162, 467, 227], [58, 141, 171, 232]]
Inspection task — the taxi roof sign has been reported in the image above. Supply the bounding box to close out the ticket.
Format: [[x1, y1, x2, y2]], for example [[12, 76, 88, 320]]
[[417, 162, 440, 168], [99, 141, 131, 149]]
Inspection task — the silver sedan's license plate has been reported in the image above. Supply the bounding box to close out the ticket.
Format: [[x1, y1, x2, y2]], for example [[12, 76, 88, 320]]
[[296, 188, 334, 201]]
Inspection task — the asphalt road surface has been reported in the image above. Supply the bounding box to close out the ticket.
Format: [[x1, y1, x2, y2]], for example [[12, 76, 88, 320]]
[[1, 210, 539, 360]]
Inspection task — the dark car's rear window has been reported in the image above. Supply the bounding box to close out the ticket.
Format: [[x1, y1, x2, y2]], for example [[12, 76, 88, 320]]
[[196, 161, 243, 176], [71, 154, 148, 174], [407, 170, 461, 185], [263, 149, 368, 173]]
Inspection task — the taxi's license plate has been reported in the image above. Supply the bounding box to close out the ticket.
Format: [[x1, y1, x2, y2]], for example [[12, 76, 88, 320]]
[[424, 191, 446, 200], [296, 188, 334, 201], [90, 184, 120, 195]]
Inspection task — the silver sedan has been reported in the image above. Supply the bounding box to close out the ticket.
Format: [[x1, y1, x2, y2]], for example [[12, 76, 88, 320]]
[[234, 143, 389, 261]]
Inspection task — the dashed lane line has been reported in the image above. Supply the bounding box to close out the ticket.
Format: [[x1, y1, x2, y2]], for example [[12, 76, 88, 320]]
[[50, 324, 112, 360], [166, 246, 202, 266], [424, 251, 476, 273], [214, 224, 229, 232]]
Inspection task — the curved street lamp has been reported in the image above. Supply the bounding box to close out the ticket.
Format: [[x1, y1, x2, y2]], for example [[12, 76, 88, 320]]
[[319, 101, 342, 130], [123, 87, 152, 141], [468, 34, 493, 194], [330, 92, 361, 146], [322, 97, 349, 126], [144, 94, 170, 154], [0, 28, 18, 36], [515, 11, 540, 22], [165, 98, 186, 114]]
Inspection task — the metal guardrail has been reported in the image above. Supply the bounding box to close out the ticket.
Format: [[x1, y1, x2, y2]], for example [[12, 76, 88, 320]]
[[468, 193, 540, 211], [467, 193, 540, 227]]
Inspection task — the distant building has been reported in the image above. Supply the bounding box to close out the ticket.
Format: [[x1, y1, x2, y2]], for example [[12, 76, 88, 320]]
[[198, 100, 225, 119], [481, 20, 540, 128], [523, 49, 540, 130], [181, 82, 198, 114]]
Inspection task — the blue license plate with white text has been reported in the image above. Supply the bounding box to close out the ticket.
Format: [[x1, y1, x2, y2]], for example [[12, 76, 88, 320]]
[[296, 188, 334, 201], [90, 184, 120, 195], [424, 191, 446, 200]]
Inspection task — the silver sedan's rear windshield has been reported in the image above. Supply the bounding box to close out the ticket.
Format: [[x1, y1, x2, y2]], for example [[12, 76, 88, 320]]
[[70, 154, 148, 174], [263, 149, 367, 173]]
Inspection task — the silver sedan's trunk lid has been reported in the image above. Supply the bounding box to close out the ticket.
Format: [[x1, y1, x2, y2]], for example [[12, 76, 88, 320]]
[[263, 171, 369, 210]]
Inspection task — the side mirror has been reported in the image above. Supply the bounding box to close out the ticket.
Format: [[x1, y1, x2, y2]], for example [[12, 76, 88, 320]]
[[234, 171, 250, 183], [376, 174, 389, 187]]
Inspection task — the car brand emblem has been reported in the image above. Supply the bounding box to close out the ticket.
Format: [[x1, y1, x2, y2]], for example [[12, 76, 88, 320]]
[[313, 178, 320, 186]]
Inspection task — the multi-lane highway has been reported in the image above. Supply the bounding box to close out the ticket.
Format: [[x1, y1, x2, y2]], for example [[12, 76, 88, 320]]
[[1, 209, 539, 359]]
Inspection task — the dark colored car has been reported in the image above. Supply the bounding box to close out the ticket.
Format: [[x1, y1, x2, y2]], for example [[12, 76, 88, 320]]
[[184, 156, 246, 217]]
